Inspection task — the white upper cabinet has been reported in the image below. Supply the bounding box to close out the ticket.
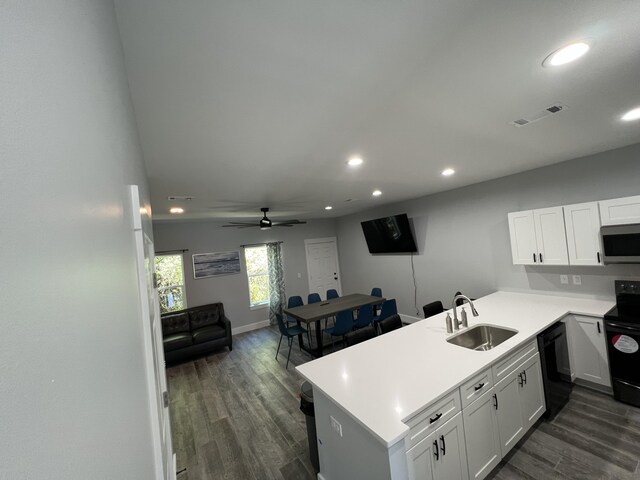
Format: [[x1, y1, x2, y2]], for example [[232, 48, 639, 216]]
[[599, 195, 640, 226], [508, 207, 568, 265], [508, 211, 538, 265], [533, 207, 569, 265], [563, 202, 603, 266]]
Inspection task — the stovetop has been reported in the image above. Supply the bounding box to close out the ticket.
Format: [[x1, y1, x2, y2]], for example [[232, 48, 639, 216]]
[[606, 280, 640, 325]]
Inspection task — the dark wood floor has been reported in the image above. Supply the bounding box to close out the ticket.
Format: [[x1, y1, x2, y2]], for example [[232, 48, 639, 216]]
[[168, 326, 640, 480]]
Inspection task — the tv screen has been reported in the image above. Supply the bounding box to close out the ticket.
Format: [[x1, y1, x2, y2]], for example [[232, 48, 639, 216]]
[[361, 214, 418, 253]]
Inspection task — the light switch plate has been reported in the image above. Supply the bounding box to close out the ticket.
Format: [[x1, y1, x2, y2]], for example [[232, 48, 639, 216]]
[[560, 275, 569, 285], [572, 275, 582, 285], [330, 416, 343, 437], [297, 272, 302, 279]]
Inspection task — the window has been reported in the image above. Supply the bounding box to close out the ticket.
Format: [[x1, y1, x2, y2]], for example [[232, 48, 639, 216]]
[[155, 254, 187, 314], [244, 245, 270, 308]]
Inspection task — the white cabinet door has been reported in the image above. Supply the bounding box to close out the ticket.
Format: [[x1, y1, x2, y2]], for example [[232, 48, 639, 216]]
[[494, 370, 525, 458], [599, 195, 640, 226], [568, 315, 611, 387], [533, 207, 569, 265], [508, 211, 537, 265], [518, 354, 546, 431], [463, 389, 501, 480], [433, 413, 469, 480], [407, 432, 436, 480], [564, 202, 603, 266]]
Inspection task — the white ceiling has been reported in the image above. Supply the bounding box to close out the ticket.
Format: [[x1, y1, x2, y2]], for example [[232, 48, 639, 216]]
[[114, 0, 640, 222]]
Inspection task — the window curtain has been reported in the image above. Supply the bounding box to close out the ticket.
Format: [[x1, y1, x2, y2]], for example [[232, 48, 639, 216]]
[[266, 242, 286, 325]]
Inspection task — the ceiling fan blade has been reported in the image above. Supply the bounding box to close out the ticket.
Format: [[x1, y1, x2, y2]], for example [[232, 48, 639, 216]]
[[273, 224, 294, 227], [222, 224, 258, 228], [272, 220, 307, 226]]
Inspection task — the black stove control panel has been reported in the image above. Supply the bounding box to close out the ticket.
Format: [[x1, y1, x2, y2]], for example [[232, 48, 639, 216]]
[[615, 280, 640, 296]]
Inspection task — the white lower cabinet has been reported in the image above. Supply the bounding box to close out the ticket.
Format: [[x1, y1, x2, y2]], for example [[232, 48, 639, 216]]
[[462, 388, 501, 480], [407, 350, 545, 480], [565, 314, 611, 387], [519, 354, 546, 430], [494, 369, 525, 457], [407, 412, 468, 480], [461, 353, 545, 480]]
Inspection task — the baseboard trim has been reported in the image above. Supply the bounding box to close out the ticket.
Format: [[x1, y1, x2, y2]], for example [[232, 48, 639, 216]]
[[232, 319, 270, 336], [574, 378, 613, 395]]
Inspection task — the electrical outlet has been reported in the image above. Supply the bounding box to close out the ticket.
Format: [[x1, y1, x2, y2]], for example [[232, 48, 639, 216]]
[[330, 416, 343, 437], [572, 275, 582, 285], [297, 272, 302, 279], [560, 275, 569, 285]]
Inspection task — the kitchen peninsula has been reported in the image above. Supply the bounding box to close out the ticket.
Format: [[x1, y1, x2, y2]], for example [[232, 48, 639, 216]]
[[296, 291, 614, 480]]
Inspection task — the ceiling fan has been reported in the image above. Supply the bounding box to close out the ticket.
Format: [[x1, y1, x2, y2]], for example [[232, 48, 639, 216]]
[[222, 207, 307, 230]]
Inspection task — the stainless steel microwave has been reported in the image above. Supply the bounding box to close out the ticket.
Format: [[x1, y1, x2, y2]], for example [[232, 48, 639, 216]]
[[601, 223, 640, 264]]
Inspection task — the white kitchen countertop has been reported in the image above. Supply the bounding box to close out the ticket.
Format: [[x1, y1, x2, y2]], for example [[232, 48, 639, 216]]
[[295, 291, 614, 447]]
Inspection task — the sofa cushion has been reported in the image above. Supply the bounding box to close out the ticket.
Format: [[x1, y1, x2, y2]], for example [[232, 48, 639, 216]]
[[192, 325, 227, 344], [189, 303, 224, 329], [163, 333, 193, 352], [161, 312, 190, 336]]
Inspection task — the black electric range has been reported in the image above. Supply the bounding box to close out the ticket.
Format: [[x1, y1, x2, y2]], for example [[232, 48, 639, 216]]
[[604, 280, 640, 407]]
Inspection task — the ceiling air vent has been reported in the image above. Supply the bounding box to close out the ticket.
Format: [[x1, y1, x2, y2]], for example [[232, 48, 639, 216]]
[[167, 196, 193, 201], [509, 103, 568, 128]]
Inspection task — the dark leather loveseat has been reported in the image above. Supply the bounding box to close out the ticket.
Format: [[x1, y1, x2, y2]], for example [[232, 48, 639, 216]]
[[161, 302, 232, 364]]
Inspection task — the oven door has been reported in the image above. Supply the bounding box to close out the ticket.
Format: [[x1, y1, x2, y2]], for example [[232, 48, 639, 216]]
[[604, 321, 640, 383], [601, 224, 640, 264]]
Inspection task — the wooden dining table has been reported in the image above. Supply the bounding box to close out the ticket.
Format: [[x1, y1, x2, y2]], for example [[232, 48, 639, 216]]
[[283, 293, 385, 357]]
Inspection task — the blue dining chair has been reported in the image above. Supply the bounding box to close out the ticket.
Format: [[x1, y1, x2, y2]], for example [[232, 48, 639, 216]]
[[308, 293, 322, 304], [323, 310, 354, 352], [275, 313, 308, 369], [371, 287, 383, 314], [372, 299, 398, 332], [287, 295, 304, 326], [326, 289, 339, 299], [353, 304, 374, 329]]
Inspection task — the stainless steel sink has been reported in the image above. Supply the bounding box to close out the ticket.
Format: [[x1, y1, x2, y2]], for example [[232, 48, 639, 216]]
[[447, 324, 518, 351]]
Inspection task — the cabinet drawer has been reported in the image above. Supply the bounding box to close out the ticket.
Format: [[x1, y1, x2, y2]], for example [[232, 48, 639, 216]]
[[405, 390, 461, 449], [460, 368, 494, 408], [492, 340, 538, 383]]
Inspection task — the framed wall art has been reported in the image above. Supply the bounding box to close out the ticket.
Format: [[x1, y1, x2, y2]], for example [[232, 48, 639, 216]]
[[192, 251, 241, 279]]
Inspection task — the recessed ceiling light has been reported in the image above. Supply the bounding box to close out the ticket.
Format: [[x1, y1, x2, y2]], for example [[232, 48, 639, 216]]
[[169, 207, 184, 214], [347, 156, 364, 167], [372, 189, 382, 197], [543, 42, 590, 67], [325, 206, 333, 210], [442, 168, 455, 176], [621, 107, 640, 122]]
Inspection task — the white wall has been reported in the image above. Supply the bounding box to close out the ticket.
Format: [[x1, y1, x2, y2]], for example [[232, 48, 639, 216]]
[[1, 1, 156, 478], [153, 219, 338, 330], [336, 143, 640, 316]]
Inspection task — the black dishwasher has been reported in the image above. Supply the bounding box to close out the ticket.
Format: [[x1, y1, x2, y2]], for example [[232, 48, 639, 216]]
[[537, 322, 572, 419]]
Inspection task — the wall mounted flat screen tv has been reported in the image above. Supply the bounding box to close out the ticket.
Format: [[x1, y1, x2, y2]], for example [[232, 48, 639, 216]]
[[361, 213, 418, 254]]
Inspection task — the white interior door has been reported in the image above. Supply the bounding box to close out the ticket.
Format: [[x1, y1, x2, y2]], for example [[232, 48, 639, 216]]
[[305, 237, 342, 298], [130, 185, 175, 480]]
